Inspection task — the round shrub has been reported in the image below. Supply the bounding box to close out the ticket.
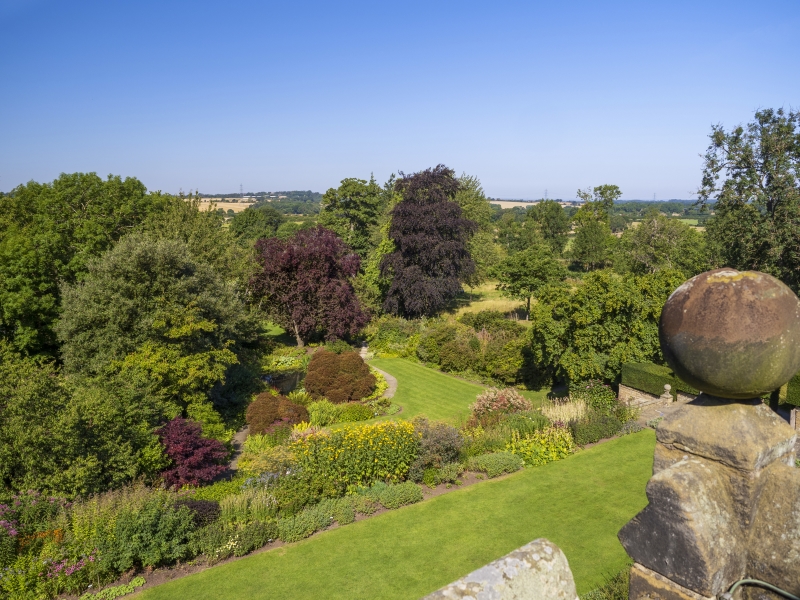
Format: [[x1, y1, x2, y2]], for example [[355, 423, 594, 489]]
[[246, 392, 309, 435], [438, 339, 481, 373], [339, 403, 374, 423], [470, 388, 532, 420], [376, 481, 423, 509], [466, 452, 523, 478], [304, 350, 376, 404]]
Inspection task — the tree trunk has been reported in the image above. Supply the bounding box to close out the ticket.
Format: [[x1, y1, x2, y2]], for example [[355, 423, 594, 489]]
[[292, 322, 304, 347], [526, 296, 531, 320]]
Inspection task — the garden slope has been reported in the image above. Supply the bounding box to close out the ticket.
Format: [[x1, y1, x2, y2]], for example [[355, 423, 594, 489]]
[[139, 430, 655, 600]]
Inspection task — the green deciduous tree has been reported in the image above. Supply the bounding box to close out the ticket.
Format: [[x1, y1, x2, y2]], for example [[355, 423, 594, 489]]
[[614, 210, 708, 277], [527, 200, 571, 254], [571, 220, 614, 270], [320, 176, 384, 260], [698, 108, 800, 291], [229, 204, 284, 244], [494, 237, 566, 317], [56, 234, 255, 438], [455, 174, 502, 286], [527, 269, 686, 384], [0, 344, 169, 497], [0, 173, 171, 356]]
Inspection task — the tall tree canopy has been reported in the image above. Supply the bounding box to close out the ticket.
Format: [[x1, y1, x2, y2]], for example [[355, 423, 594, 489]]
[[56, 234, 255, 438], [527, 269, 685, 385], [455, 174, 502, 286], [229, 204, 284, 244], [320, 176, 385, 260], [527, 200, 571, 254], [494, 235, 566, 317], [251, 226, 368, 346], [380, 165, 478, 317], [614, 210, 708, 277], [698, 108, 800, 292], [0, 173, 170, 356]]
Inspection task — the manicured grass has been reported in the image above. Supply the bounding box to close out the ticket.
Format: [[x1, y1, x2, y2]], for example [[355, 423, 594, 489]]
[[140, 430, 655, 600], [370, 358, 486, 423]]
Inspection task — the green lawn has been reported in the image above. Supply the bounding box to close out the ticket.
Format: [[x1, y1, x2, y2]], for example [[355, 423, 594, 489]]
[[140, 430, 654, 600], [367, 358, 550, 425]]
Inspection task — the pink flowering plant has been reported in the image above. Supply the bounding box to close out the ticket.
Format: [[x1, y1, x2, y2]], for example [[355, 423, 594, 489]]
[[470, 387, 532, 421]]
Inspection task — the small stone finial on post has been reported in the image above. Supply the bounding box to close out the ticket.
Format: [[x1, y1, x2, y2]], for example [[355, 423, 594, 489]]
[[659, 383, 672, 403], [620, 269, 800, 600]]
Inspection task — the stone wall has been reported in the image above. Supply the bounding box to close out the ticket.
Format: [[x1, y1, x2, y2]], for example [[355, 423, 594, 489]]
[[618, 384, 696, 408]]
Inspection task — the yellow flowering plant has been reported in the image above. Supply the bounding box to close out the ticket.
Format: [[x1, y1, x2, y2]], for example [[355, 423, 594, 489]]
[[290, 421, 420, 486], [505, 426, 575, 467]]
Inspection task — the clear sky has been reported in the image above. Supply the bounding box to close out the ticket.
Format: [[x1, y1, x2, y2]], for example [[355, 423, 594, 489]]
[[1, 0, 798, 199]]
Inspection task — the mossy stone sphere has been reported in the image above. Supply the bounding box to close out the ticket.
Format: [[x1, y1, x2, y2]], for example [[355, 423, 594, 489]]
[[659, 269, 800, 399]]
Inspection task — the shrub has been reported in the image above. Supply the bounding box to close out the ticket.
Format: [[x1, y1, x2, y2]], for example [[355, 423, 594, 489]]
[[570, 380, 618, 412], [234, 520, 278, 556], [246, 392, 309, 435], [470, 388, 532, 420], [459, 425, 510, 458], [191, 475, 246, 502], [376, 482, 423, 509], [438, 338, 481, 373], [408, 417, 463, 482], [100, 497, 195, 572], [237, 445, 296, 478], [363, 315, 421, 357], [174, 499, 221, 527], [324, 339, 354, 354], [262, 346, 309, 375], [304, 350, 376, 404], [466, 452, 524, 478], [157, 418, 228, 489], [276, 500, 340, 543], [422, 463, 464, 488], [569, 411, 623, 446], [483, 337, 526, 384], [308, 399, 343, 426], [348, 494, 379, 516], [620, 421, 644, 435], [416, 322, 460, 364], [190, 520, 278, 562], [290, 422, 420, 487], [362, 370, 389, 403], [339, 403, 374, 422], [506, 427, 574, 466]]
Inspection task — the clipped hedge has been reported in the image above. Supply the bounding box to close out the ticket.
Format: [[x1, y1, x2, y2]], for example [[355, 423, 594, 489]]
[[620, 362, 699, 399]]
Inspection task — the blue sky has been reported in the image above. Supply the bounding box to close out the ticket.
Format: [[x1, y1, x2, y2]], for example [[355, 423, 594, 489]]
[[1, 0, 798, 199]]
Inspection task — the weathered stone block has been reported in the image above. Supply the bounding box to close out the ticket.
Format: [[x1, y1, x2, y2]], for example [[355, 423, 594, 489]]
[[628, 564, 714, 600], [656, 396, 796, 472], [618, 459, 744, 596], [747, 464, 800, 596], [422, 539, 578, 600]]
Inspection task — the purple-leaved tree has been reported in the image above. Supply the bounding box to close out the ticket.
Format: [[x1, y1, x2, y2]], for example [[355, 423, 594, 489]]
[[250, 226, 369, 346]]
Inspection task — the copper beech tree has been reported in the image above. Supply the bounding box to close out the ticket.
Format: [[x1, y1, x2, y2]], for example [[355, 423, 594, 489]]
[[250, 226, 368, 346]]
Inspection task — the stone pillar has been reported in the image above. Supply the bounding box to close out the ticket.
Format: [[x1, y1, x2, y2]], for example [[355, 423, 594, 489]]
[[620, 269, 800, 600]]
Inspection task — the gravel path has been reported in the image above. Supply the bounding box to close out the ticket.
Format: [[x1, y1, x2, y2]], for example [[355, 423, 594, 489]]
[[360, 344, 398, 400]]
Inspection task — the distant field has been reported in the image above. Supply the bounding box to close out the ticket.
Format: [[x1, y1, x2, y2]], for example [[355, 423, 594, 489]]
[[448, 281, 526, 318], [489, 200, 536, 209], [194, 200, 256, 213], [679, 218, 699, 226]]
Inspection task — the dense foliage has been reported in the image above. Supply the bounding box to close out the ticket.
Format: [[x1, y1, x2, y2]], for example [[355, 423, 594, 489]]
[[251, 226, 369, 345], [157, 418, 228, 488], [0, 173, 171, 356], [528, 269, 685, 384], [246, 393, 309, 435], [699, 108, 800, 292], [304, 350, 376, 404], [381, 165, 478, 317]]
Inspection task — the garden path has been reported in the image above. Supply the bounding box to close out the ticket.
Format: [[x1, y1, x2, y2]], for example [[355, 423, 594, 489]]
[[360, 344, 398, 400]]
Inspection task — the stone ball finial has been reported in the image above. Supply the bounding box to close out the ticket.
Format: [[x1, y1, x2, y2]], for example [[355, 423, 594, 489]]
[[659, 268, 800, 399], [663, 384, 671, 392]]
